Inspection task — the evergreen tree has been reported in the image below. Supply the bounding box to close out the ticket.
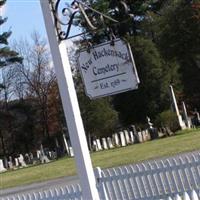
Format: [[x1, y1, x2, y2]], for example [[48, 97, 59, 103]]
[[112, 37, 180, 125], [0, 0, 22, 156], [75, 0, 181, 125], [0, 0, 22, 68], [74, 72, 118, 137], [155, 0, 200, 110]]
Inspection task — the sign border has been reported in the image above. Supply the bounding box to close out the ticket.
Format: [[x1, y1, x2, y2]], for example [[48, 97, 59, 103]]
[[78, 38, 140, 99]]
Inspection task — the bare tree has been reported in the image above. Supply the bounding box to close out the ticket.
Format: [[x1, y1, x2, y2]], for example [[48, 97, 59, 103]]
[[13, 32, 57, 141]]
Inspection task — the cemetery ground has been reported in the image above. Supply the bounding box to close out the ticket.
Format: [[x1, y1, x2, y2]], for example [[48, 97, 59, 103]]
[[0, 128, 200, 190]]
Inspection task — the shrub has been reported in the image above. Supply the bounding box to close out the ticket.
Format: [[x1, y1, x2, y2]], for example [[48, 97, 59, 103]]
[[155, 110, 179, 132]]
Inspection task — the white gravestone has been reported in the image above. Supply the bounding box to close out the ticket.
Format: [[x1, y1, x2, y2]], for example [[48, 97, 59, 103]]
[[18, 154, 27, 167], [48, 151, 52, 159], [141, 131, 146, 142], [96, 139, 102, 151], [41, 155, 50, 163], [129, 131, 135, 143], [137, 132, 143, 143], [119, 131, 126, 147], [37, 150, 41, 159], [102, 138, 108, 150], [112, 133, 120, 146], [69, 147, 74, 157], [40, 144, 50, 163], [145, 129, 151, 141], [107, 137, 114, 149], [15, 158, 19, 167], [8, 161, 13, 169], [92, 140, 98, 151], [124, 130, 131, 144], [0, 159, 7, 172]]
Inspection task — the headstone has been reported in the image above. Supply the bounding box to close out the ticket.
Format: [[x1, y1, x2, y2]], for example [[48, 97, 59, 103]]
[[96, 139, 102, 151], [69, 147, 74, 157], [124, 130, 131, 144], [3, 157, 8, 169], [102, 138, 108, 150], [39, 145, 50, 164], [92, 140, 98, 151], [130, 125, 137, 135], [37, 150, 41, 159], [49, 151, 56, 160], [149, 128, 159, 140], [18, 154, 27, 167], [141, 131, 145, 142], [112, 133, 120, 147], [87, 133, 92, 151], [107, 137, 114, 149], [145, 129, 151, 140], [0, 159, 7, 172], [137, 131, 143, 143], [8, 161, 13, 169], [193, 109, 200, 127], [165, 127, 173, 136], [48, 151, 52, 159], [129, 131, 135, 143], [182, 102, 191, 128], [119, 131, 126, 147], [25, 153, 31, 164], [40, 144, 45, 156], [143, 130, 149, 142], [29, 152, 34, 164], [41, 155, 50, 163], [15, 158, 19, 167]]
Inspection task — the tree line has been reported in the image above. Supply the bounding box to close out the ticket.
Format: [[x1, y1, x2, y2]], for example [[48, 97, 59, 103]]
[[0, 0, 199, 156]]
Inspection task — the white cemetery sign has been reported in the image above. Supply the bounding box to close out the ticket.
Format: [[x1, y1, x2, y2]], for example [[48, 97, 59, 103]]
[[78, 38, 140, 99]]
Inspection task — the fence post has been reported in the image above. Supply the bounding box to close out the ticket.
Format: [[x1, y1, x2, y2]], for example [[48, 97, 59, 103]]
[[183, 192, 191, 200], [94, 167, 109, 200], [174, 194, 182, 200], [191, 190, 199, 200]]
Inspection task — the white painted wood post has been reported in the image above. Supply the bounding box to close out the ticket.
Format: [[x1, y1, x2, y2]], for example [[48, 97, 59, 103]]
[[191, 190, 199, 200], [174, 194, 182, 200], [183, 191, 191, 200], [39, 1, 100, 199]]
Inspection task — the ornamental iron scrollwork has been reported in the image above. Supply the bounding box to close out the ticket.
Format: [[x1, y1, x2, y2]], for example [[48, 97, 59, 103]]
[[50, 0, 132, 41]]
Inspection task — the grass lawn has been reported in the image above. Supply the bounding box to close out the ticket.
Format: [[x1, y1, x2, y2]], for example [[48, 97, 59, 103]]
[[0, 128, 200, 189]]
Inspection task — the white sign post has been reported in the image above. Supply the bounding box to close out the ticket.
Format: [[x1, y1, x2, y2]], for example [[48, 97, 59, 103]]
[[40, 1, 100, 200], [78, 39, 140, 99]]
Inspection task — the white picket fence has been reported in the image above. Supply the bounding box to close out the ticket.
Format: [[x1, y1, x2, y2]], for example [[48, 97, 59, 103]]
[[95, 152, 200, 200], [0, 185, 82, 200], [1, 151, 200, 200], [162, 190, 199, 200]]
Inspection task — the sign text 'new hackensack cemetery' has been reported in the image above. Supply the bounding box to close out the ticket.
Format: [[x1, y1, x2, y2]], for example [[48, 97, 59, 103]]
[[78, 38, 140, 99]]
